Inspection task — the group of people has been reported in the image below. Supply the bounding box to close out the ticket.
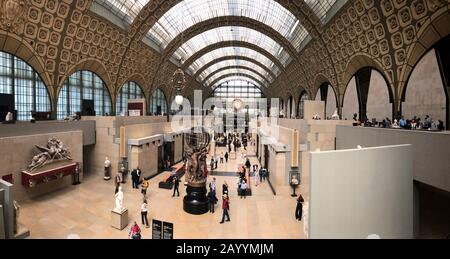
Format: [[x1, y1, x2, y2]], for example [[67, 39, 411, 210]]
[[353, 113, 445, 131]]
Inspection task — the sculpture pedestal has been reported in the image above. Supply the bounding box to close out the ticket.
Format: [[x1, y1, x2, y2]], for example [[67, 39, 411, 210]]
[[111, 209, 128, 230], [183, 186, 208, 215]]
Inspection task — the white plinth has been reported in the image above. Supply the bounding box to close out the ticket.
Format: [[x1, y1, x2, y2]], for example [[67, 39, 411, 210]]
[[111, 209, 128, 230]]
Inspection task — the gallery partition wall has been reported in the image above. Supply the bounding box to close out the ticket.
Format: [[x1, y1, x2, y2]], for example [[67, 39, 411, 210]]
[[0, 51, 51, 121]]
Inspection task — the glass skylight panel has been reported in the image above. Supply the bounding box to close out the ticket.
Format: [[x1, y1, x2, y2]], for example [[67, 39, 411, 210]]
[[304, 0, 339, 23], [175, 26, 291, 68], [199, 60, 274, 83], [205, 68, 268, 87], [188, 47, 281, 76], [213, 76, 260, 89], [147, 0, 310, 51], [94, 0, 150, 25]]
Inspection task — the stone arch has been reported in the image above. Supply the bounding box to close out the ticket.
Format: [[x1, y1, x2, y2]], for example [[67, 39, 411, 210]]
[[313, 73, 332, 99], [0, 31, 53, 99], [402, 48, 447, 126], [119, 73, 148, 99], [297, 90, 310, 119], [399, 7, 450, 95], [341, 53, 392, 97], [149, 87, 169, 115], [60, 58, 113, 98], [342, 66, 395, 121]]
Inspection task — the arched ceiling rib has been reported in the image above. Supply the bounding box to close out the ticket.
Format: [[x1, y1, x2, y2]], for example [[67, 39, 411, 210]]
[[211, 74, 263, 90], [188, 47, 281, 78], [183, 41, 282, 76], [162, 16, 297, 65], [201, 63, 274, 84], [204, 67, 271, 87], [173, 26, 291, 68], [194, 56, 277, 80], [146, 0, 309, 52], [209, 73, 265, 90]]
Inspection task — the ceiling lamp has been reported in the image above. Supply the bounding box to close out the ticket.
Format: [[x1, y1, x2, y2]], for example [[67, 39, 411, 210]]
[[172, 60, 186, 106]]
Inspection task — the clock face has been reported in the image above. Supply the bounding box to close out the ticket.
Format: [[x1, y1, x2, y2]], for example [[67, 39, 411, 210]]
[[232, 99, 243, 110]]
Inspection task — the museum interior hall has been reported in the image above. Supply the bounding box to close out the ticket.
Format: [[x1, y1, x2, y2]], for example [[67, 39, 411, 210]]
[[0, 0, 449, 240]]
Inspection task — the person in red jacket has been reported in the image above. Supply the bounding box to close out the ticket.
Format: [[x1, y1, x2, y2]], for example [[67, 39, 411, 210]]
[[220, 195, 230, 224]]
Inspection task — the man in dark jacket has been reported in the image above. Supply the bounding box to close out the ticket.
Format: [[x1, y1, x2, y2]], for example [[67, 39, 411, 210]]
[[207, 191, 216, 213], [131, 167, 141, 189], [172, 176, 180, 197], [295, 195, 305, 221], [224, 152, 229, 163]]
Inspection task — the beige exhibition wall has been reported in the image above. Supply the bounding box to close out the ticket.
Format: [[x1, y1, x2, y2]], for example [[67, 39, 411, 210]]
[[0, 131, 83, 202], [336, 126, 450, 192], [309, 145, 413, 239]]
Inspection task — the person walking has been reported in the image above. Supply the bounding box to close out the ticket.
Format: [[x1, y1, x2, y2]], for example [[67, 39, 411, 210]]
[[207, 190, 216, 213], [260, 167, 266, 183], [141, 200, 149, 228], [240, 180, 247, 199], [210, 158, 215, 172], [129, 222, 142, 239], [222, 181, 229, 196], [220, 195, 230, 224], [209, 178, 217, 193], [224, 152, 229, 163], [220, 152, 224, 164], [172, 176, 180, 197], [245, 158, 251, 171], [141, 178, 149, 197], [131, 168, 138, 189], [295, 194, 305, 221], [254, 167, 260, 187]]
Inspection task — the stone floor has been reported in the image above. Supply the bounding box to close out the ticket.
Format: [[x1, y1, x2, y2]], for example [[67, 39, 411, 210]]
[[19, 145, 305, 239]]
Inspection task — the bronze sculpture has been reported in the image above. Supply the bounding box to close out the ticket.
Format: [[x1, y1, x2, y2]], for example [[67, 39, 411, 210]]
[[183, 127, 211, 215]]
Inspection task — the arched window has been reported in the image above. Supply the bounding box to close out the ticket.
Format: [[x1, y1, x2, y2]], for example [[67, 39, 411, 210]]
[[57, 71, 112, 119], [298, 92, 310, 119], [0, 51, 51, 121], [116, 81, 145, 115], [150, 89, 167, 115]]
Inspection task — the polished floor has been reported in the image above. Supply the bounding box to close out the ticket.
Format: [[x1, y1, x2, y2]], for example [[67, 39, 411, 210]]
[[20, 146, 305, 239]]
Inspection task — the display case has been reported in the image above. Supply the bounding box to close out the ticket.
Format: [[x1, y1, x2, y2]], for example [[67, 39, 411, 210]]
[[22, 162, 79, 188]]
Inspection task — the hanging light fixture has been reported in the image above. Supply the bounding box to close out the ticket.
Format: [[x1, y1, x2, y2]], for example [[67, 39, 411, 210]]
[[172, 63, 186, 105], [172, 30, 186, 106]]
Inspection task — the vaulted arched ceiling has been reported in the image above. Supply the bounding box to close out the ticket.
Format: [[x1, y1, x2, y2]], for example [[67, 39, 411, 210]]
[[209, 73, 266, 90], [202, 65, 273, 86], [93, 0, 346, 90], [204, 67, 271, 88], [194, 56, 277, 81]]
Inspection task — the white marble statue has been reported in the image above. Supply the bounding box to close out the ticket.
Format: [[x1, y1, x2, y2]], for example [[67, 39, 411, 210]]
[[114, 186, 124, 213], [105, 157, 111, 168], [332, 109, 340, 120]]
